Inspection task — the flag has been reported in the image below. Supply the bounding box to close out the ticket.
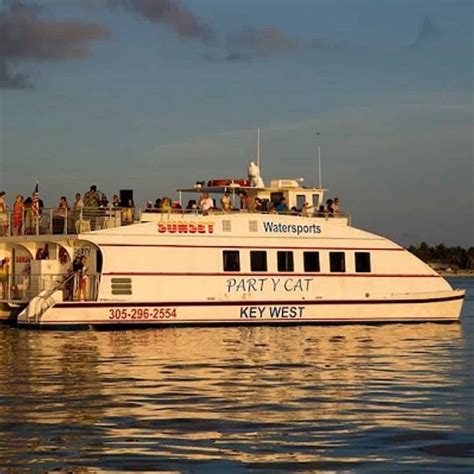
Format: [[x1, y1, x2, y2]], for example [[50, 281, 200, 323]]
[[32, 182, 39, 217]]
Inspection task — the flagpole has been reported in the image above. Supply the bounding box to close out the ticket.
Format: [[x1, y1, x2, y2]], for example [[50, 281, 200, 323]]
[[316, 132, 322, 189]]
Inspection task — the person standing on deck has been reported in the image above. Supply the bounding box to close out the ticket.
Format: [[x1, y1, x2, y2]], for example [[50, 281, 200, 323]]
[[0, 192, 8, 236], [83, 185, 101, 229], [13, 194, 24, 235], [0, 257, 10, 298]]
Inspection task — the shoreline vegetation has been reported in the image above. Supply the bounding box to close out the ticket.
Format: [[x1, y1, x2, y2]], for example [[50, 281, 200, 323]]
[[408, 242, 474, 277]]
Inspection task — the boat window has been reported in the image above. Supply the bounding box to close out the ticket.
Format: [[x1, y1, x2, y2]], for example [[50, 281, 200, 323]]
[[222, 220, 232, 232], [312, 194, 320, 208], [304, 252, 320, 272], [355, 252, 371, 273], [277, 251, 294, 272], [250, 251, 267, 272], [223, 250, 240, 272], [296, 195, 306, 209], [329, 252, 346, 272]]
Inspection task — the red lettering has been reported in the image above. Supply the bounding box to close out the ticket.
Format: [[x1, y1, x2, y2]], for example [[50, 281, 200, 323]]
[[197, 224, 206, 234], [177, 223, 188, 233], [167, 223, 177, 233], [188, 224, 197, 233], [158, 223, 166, 233], [207, 224, 214, 234]]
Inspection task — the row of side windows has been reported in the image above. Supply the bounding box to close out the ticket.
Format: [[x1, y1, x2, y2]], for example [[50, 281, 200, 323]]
[[223, 250, 371, 273]]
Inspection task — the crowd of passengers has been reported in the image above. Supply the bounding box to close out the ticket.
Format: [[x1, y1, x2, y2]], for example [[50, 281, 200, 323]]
[[145, 192, 341, 217], [0, 184, 342, 236], [0, 185, 127, 236]]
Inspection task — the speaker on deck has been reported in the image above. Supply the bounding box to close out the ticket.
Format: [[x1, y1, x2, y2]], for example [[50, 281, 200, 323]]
[[120, 189, 134, 208]]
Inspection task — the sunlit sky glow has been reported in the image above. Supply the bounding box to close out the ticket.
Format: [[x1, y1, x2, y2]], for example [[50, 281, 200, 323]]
[[0, 0, 472, 246]]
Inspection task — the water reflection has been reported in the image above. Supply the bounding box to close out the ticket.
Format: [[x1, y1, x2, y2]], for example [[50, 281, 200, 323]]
[[0, 320, 472, 471]]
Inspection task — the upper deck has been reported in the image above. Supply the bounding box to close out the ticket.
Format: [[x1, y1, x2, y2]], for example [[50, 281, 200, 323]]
[[0, 179, 349, 240]]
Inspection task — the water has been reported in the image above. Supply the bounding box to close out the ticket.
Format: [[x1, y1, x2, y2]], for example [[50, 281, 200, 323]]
[[0, 278, 473, 472]]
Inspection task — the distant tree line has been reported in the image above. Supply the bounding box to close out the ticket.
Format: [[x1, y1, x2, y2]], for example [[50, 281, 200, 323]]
[[408, 242, 474, 270]]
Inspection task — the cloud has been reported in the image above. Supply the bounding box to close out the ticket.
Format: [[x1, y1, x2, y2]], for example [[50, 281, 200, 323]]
[[112, 0, 214, 42], [0, 0, 110, 88], [226, 26, 297, 57], [409, 16, 441, 49]]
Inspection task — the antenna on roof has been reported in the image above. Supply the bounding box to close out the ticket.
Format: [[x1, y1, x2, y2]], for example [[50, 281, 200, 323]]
[[316, 131, 322, 189], [256, 127, 261, 170]]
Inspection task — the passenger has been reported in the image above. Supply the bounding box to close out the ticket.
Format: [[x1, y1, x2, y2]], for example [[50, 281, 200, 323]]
[[238, 191, 247, 210], [0, 192, 8, 236], [254, 197, 263, 212], [78, 256, 88, 301], [333, 197, 340, 213], [112, 194, 121, 207], [35, 247, 45, 260], [325, 199, 334, 216], [0, 257, 10, 298], [154, 198, 162, 210], [83, 185, 101, 230], [186, 200, 197, 212], [161, 197, 172, 213], [316, 205, 326, 217], [199, 192, 213, 215], [71, 255, 83, 301], [290, 206, 300, 216], [55, 196, 69, 216], [73, 193, 84, 210], [23, 197, 33, 234], [220, 191, 232, 212], [99, 193, 108, 207], [13, 194, 24, 235], [302, 201, 314, 217], [84, 185, 101, 208], [275, 197, 289, 214]]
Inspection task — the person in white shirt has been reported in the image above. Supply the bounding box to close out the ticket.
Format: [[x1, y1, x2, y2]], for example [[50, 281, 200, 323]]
[[199, 192, 214, 214]]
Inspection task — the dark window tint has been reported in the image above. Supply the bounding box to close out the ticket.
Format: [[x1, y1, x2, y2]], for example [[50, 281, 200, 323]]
[[329, 252, 345, 272], [355, 252, 371, 273], [223, 250, 240, 272], [304, 252, 320, 272], [277, 251, 294, 272], [250, 251, 267, 272]]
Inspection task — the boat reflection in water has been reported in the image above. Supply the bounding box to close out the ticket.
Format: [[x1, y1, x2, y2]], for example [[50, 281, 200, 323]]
[[0, 322, 471, 470]]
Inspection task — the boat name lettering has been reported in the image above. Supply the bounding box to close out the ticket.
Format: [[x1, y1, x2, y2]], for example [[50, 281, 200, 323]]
[[226, 277, 313, 293], [108, 307, 177, 320], [240, 305, 304, 318], [263, 221, 321, 235], [157, 221, 215, 234]]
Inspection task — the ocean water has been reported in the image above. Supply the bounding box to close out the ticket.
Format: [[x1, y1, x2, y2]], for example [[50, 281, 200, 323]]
[[0, 278, 472, 472]]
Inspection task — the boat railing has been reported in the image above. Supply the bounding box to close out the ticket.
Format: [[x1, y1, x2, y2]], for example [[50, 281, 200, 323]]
[[0, 271, 100, 303], [0, 206, 350, 237], [0, 206, 141, 237], [143, 208, 351, 221]]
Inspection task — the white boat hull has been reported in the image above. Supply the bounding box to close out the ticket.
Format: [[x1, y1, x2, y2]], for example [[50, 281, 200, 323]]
[[17, 290, 464, 328]]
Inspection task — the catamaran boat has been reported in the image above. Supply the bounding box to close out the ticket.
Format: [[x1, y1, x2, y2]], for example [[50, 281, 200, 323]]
[[0, 163, 465, 328]]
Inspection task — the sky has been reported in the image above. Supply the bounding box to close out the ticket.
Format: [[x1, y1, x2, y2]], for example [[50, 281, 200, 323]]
[[0, 0, 472, 246]]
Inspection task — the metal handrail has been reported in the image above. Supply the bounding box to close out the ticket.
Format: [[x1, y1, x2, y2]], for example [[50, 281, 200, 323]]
[[1, 272, 100, 302], [0, 205, 351, 237]]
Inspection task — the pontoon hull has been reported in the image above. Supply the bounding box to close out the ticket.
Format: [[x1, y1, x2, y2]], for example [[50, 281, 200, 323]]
[[16, 290, 464, 328]]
